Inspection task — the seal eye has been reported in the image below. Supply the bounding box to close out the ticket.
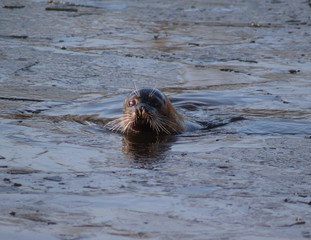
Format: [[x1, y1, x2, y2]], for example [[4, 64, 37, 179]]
[[128, 99, 136, 107]]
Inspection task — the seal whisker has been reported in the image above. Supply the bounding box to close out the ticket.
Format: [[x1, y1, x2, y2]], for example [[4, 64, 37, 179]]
[[119, 114, 133, 133], [122, 114, 134, 133], [147, 113, 161, 134], [151, 118, 162, 134], [159, 117, 181, 133], [150, 114, 171, 134], [124, 120, 134, 134], [149, 88, 157, 98], [110, 121, 124, 132], [106, 113, 134, 133], [133, 81, 138, 92]]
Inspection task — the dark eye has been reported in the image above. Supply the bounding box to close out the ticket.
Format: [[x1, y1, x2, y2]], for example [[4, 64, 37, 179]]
[[128, 99, 136, 107]]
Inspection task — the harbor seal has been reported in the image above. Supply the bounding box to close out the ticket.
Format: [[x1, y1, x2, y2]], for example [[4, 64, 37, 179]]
[[107, 88, 200, 135]]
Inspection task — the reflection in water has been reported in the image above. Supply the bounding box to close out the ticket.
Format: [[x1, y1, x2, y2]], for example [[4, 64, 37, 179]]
[[199, 116, 245, 131], [122, 133, 176, 166], [120, 117, 246, 167]]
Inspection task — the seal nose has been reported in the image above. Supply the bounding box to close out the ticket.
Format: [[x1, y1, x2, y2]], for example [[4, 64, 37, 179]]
[[136, 106, 145, 119]]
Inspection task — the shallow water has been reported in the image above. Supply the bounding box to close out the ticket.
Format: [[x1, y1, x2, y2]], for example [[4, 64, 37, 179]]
[[1, 0, 311, 239]]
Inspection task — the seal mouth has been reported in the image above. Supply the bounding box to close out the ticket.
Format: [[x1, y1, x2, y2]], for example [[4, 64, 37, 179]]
[[133, 106, 152, 129]]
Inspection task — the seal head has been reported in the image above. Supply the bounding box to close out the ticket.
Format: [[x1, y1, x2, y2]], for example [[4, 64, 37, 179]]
[[109, 88, 185, 135]]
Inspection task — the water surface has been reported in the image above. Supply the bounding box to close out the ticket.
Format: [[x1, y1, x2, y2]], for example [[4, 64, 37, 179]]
[[1, 0, 311, 239]]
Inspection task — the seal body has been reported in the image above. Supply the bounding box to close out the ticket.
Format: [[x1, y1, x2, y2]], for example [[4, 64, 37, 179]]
[[108, 88, 190, 135]]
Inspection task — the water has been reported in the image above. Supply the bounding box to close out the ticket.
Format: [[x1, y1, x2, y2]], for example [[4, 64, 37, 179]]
[[3, 86, 310, 166], [1, 0, 311, 239]]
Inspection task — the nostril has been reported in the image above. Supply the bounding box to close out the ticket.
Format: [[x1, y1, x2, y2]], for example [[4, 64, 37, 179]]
[[136, 106, 145, 119]]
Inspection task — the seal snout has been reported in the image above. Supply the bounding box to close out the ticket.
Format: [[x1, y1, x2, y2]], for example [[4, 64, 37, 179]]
[[135, 105, 146, 120]]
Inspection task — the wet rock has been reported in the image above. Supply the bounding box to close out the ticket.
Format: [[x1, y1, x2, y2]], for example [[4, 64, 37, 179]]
[[188, 42, 200, 46], [43, 176, 62, 182], [2, 5, 25, 9], [45, 7, 78, 12], [7, 169, 40, 174], [288, 69, 300, 74], [9, 211, 16, 216], [220, 68, 240, 73], [9, 35, 28, 39], [3, 178, 11, 183]]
